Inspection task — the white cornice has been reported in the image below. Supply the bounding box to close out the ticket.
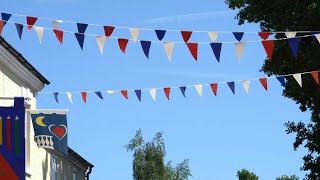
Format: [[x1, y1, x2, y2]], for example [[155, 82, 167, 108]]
[[0, 45, 45, 92]]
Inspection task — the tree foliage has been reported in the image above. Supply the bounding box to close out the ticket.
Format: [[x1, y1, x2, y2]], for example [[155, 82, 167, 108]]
[[276, 175, 300, 180], [125, 129, 192, 180], [225, 1, 320, 178], [237, 169, 259, 180]]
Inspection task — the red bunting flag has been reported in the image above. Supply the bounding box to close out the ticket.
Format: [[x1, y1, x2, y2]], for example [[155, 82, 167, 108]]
[[121, 90, 128, 99], [311, 71, 319, 85], [0, 20, 4, 36], [118, 38, 129, 54], [164, 88, 170, 100], [258, 32, 270, 40], [210, 83, 218, 96], [186, 43, 198, 61], [53, 29, 64, 44], [81, 92, 87, 103], [26, 16, 38, 30], [259, 78, 268, 91], [181, 31, 192, 42], [262, 40, 274, 61], [104, 26, 115, 37]]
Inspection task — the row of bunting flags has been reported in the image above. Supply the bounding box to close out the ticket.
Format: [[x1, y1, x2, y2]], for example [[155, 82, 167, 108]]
[[1, 13, 320, 62], [40, 70, 320, 103]]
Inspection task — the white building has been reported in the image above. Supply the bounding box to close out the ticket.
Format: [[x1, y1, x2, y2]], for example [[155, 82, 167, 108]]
[[0, 37, 93, 180]]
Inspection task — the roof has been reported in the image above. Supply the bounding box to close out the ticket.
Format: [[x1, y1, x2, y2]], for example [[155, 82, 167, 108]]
[[68, 147, 94, 168], [0, 37, 50, 85]]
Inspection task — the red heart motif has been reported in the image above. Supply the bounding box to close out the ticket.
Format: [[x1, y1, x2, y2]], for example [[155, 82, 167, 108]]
[[52, 127, 65, 138]]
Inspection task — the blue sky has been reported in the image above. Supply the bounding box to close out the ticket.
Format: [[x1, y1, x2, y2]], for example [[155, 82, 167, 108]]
[[3, 0, 310, 179]]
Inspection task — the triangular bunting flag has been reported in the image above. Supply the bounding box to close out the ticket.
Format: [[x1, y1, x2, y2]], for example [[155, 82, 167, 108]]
[[181, 31, 192, 42], [96, 36, 106, 54], [75, 33, 85, 50], [186, 43, 198, 61], [262, 40, 274, 61], [107, 90, 116, 95], [163, 42, 174, 62], [227, 82, 235, 94], [52, 20, 63, 29], [15, 23, 23, 40], [81, 92, 87, 103], [129, 28, 140, 43], [53, 29, 64, 44], [155, 30, 166, 41], [140, 41, 151, 58], [285, 32, 297, 38], [233, 32, 244, 41], [33, 26, 44, 44], [164, 88, 171, 100], [121, 90, 128, 99], [259, 78, 268, 91], [258, 32, 270, 40], [0, 20, 4, 36], [315, 34, 320, 44], [195, 84, 203, 96], [210, 43, 222, 62], [311, 71, 319, 85], [94, 91, 103, 99], [135, 90, 142, 102], [293, 74, 302, 87], [26, 16, 38, 30], [118, 38, 129, 54], [77, 23, 88, 33], [208, 32, 218, 41], [210, 83, 218, 96], [149, 88, 156, 101], [104, 26, 115, 37], [243, 80, 250, 94], [179, 86, 187, 98], [67, 92, 73, 103], [1, 13, 11, 26], [235, 42, 246, 63], [53, 93, 59, 103], [288, 37, 300, 59], [276, 76, 286, 86]]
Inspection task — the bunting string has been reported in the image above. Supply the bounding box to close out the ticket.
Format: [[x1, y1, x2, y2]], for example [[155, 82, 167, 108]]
[[4, 11, 320, 34], [37, 70, 320, 103]]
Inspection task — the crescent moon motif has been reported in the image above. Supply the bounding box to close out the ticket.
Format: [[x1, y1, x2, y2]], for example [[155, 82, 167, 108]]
[[36, 116, 47, 127]]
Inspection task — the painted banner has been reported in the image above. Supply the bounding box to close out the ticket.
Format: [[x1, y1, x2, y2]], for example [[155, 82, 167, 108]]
[[0, 97, 25, 180], [31, 113, 68, 155]]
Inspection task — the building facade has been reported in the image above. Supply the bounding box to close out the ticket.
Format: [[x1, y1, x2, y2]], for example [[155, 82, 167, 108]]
[[0, 37, 93, 180]]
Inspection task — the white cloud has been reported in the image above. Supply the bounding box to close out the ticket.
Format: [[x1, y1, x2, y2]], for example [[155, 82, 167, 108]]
[[144, 10, 236, 24]]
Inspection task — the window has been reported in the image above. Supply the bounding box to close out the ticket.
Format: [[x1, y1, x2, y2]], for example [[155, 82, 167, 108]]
[[51, 155, 58, 180], [72, 168, 78, 180]]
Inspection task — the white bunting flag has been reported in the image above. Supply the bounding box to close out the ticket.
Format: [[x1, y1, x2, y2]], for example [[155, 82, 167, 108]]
[[208, 32, 218, 41], [66, 92, 73, 103], [129, 28, 140, 43], [163, 42, 174, 62], [285, 32, 297, 38], [315, 34, 320, 44], [235, 42, 246, 64], [293, 73, 302, 87], [243, 80, 250, 94], [52, 20, 63, 29], [96, 36, 107, 55], [195, 84, 203, 96], [107, 90, 116, 95], [149, 88, 156, 101], [33, 26, 44, 44]]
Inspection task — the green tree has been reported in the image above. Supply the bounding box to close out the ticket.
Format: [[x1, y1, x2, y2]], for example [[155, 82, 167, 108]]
[[225, 1, 320, 178], [276, 175, 300, 180], [237, 169, 259, 180], [125, 129, 192, 180]]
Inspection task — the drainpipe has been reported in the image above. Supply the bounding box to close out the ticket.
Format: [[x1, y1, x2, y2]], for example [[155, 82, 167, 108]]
[[85, 165, 93, 180]]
